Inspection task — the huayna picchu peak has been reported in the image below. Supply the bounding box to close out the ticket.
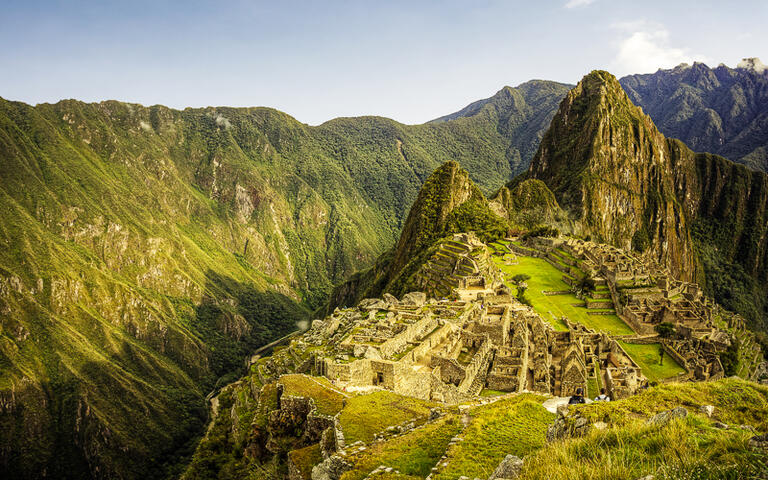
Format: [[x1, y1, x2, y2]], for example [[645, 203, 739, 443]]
[[2, 6, 768, 477]]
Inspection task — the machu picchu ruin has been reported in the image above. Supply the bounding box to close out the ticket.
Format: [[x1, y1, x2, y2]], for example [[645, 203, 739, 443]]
[[249, 233, 764, 409]]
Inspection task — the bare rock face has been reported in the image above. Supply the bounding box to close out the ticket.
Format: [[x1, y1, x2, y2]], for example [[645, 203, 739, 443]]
[[488, 454, 524, 480], [526, 70, 768, 301], [647, 407, 688, 426]]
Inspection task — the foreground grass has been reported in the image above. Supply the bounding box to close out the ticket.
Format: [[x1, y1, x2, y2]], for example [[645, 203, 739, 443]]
[[434, 394, 553, 480], [339, 391, 438, 444], [519, 415, 767, 480], [493, 255, 633, 335], [618, 341, 686, 383], [341, 416, 462, 480]]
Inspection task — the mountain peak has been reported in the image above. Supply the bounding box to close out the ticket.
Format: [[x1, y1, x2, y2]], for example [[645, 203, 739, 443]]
[[737, 57, 768, 75]]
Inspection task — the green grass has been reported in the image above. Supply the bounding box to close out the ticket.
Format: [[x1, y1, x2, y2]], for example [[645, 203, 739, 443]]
[[617, 342, 686, 383], [493, 254, 633, 335], [519, 379, 768, 480], [587, 377, 600, 399], [519, 415, 767, 480], [480, 389, 508, 397], [338, 391, 437, 444], [289, 443, 323, 480], [341, 416, 461, 480], [279, 374, 346, 416], [434, 395, 553, 480]]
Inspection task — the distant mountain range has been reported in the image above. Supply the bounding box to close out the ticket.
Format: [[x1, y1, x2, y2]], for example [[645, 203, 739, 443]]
[[1, 59, 767, 479], [439, 59, 768, 173]]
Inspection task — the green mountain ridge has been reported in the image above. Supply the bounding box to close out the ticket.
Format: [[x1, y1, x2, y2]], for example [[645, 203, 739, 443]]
[[0, 81, 570, 479]]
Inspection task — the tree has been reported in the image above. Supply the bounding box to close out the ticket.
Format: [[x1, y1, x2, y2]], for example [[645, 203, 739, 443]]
[[575, 275, 596, 296], [655, 322, 676, 338], [511, 274, 531, 286]]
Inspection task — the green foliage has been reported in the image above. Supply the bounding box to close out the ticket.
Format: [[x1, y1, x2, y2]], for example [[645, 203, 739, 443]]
[[444, 199, 510, 244], [433, 395, 553, 480], [522, 226, 559, 239], [631, 228, 650, 253], [338, 391, 437, 444], [719, 338, 740, 376], [341, 416, 461, 480], [617, 342, 686, 383], [655, 322, 676, 339], [621, 63, 768, 172], [493, 253, 632, 335], [0, 82, 573, 478]]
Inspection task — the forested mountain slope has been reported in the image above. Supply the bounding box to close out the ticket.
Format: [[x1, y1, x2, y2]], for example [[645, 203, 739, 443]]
[[0, 79, 570, 479]]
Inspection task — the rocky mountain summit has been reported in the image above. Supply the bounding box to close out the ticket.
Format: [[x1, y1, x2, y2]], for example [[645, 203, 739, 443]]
[[517, 70, 768, 335], [620, 59, 768, 172]]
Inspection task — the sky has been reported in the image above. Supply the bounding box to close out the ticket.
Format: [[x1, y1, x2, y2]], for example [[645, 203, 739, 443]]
[[1, 0, 765, 125]]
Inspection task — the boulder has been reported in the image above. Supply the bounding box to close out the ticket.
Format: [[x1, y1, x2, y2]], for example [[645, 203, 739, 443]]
[[401, 291, 427, 307], [311, 455, 352, 480], [647, 407, 688, 426], [383, 293, 399, 306], [358, 298, 388, 310], [713, 421, 729, 429], [699, 405, 715, 418], [748, 434, 768, 452], [488, 454, 524, 480]]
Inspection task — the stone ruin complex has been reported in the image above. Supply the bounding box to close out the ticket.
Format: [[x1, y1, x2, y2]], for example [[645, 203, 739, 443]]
[[253, 233, 763, 406]]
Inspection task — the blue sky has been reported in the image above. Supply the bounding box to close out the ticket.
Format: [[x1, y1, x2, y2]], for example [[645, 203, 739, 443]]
[[1, 0, 765, 124]]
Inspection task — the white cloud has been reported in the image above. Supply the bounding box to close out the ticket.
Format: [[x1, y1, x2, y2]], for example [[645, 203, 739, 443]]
[[610, 22, 709, 75], [565, 0, 595, 8]]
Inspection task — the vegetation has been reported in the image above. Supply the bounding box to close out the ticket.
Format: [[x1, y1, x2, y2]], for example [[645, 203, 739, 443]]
[[434, 395, 553, 480], [279, 374, 346, 416], [0, 80, 574, 479], [519, 378, 768, 480], [620, 62, 768, 173], [493, 254, 633, 335], [617, 342, 686, 383], [341, 416, 461, 480], [338, 391, 437, 444], [655, 322, 676, 338]]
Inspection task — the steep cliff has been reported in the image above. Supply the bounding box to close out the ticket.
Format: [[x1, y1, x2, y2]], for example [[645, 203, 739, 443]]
[[525, 71, 768, 331]]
